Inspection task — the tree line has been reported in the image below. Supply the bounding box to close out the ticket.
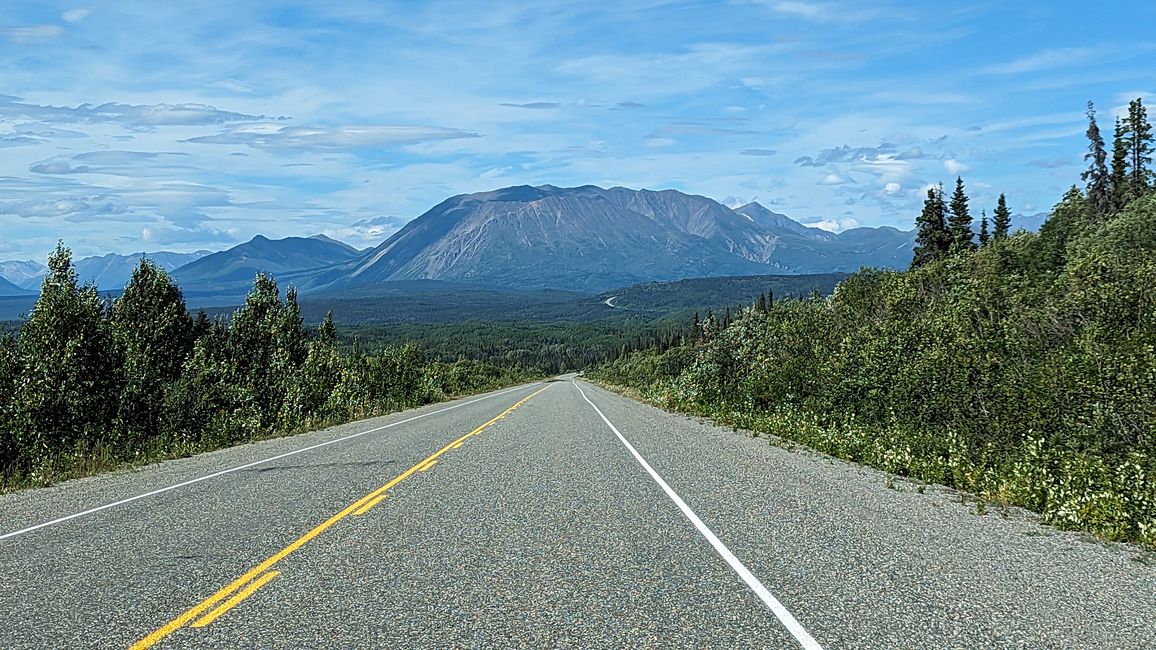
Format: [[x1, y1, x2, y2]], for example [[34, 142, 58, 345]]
[[0, 248, 529, 489], [592, 98, 1156, 548]]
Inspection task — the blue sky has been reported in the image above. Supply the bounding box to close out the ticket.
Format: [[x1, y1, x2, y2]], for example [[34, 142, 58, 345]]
[[1, 1, 1154, 260]]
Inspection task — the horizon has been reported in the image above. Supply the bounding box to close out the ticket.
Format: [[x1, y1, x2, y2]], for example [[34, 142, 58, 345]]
[[2, 1, 1153, 261]]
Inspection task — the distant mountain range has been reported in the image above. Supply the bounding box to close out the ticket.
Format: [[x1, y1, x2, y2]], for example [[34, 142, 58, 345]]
[[0, 275, 33, 297], [0, 184, 1050, 299], [0, 251, 211, 295], [171, 234, 361, 295]]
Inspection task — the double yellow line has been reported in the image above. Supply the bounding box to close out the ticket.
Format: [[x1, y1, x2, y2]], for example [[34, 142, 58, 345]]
[[131, 385, 549, 649]]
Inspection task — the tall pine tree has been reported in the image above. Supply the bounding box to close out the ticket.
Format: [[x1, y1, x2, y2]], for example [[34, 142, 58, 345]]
[[1126, 98, 1153, 200], [992, 193, 1012, 240], [1111, 117, 1130, 212], [1081, 101, 1112, 219], [912, 184, 950, 268], [978, 210, 990, 246], [947, 176, 975, 252]]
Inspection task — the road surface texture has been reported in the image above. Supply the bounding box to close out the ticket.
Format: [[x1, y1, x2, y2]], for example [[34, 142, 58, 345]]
[[1, 378, 1153, 649]]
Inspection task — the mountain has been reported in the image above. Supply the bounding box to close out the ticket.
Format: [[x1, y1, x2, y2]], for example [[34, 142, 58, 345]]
[[308, 233, 361, 255], [172, 234, 362, 294], [0, 275, 34, 297], [0, 260, 46, 291], [311, 185, 916, 293], [733, 202, 834, 240], [1, 252, 212, 292], [75, 251, 213, 290]]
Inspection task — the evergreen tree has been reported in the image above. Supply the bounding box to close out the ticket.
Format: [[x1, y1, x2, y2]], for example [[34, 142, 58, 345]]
[[1082, 101, 1112, 219], [14, 242, 117, 461], [1126, 98, 1153, 200], [947, 176, 975, 252], [767, 288, 774, 307], [318, 310, 338, 347], [1111, 117, 1130, 211], [192, 309, 212, 341], [756, 292, 767, 313], [978, 210, 990, 247], [992, 194, 1012, 240], [109, 259, 194, 447], [912, 185, 950, 268]]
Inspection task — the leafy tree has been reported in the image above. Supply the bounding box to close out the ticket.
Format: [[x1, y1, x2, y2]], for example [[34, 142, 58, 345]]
[[947, 176, 975, 252], [992, 193, 1012, 240], [1082, 101, 1112, 219], [1111, 117, 1130, 211], [912, 185, 950, 268], [0, 332, 19, 483], [1032, 186, 1088, 272], [1126, 98, 1153, 200], [227, 274, 309, 427], [14, 242, 117, 463], [978, 210, 990, 247], [109, 259, 194, 448]]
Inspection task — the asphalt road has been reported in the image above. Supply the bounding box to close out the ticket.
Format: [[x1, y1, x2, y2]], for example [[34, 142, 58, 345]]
[[1, 378, 1153, 649]]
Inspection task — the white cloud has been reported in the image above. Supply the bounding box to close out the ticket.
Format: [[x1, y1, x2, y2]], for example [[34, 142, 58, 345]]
[[0, 25, 64, 42], [982, 47, 1098, 75], [884, 182, 901, 194], [944, 159, 969, 175], [806, 216, 859, 232], [186, 124, 480, 152], [62, 8, 91, 23], [820, 174, 844, 185]]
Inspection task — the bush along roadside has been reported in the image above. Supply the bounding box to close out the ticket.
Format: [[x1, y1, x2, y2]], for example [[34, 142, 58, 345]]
[[591, 190, 1156, 550]]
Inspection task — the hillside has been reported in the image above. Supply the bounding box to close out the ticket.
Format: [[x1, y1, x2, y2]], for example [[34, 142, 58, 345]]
[[172, 235, 362, 294]]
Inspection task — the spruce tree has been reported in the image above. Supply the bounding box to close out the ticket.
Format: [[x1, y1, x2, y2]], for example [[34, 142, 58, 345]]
[[1111, 117, 1130, 211], [947, 176, 975, 252], [1126, 98, 1153, 200], [767, 288, 774, 307], [912, 185, 950, 268], [756, 292, 767, 313], [1081, 101, 1112, 219], [318, 310, 338, 348], [992, 193, 1012, 240], [978, 210, 990, 247]]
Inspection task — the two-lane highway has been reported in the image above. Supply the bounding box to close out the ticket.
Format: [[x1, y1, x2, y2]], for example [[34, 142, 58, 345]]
[[1, 379, 1153, 648]]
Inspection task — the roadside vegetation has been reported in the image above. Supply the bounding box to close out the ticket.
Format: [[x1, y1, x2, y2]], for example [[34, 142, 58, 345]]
[[592, 99, 1156, 548], [0, 253, 531, 491]]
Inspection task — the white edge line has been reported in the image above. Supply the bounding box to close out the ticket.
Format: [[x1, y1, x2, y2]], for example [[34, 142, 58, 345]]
[[573, 380, 823, 650], [0, 383, 540, 542]]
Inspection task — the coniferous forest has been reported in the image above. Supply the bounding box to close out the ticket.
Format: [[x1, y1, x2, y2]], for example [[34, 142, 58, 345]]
[[592, 99, 1156, 548], [0, 251, 529, 489]]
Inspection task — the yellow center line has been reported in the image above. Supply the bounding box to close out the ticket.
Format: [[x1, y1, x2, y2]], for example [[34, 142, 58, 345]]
[[352, 494, 387, 516], [130, 384, 550, 649], [190, 571, 280, 629]]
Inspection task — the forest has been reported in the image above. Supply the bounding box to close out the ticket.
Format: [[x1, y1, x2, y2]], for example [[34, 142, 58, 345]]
[[592, 99, 1156, 548], [0, 253, 530, 489]]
